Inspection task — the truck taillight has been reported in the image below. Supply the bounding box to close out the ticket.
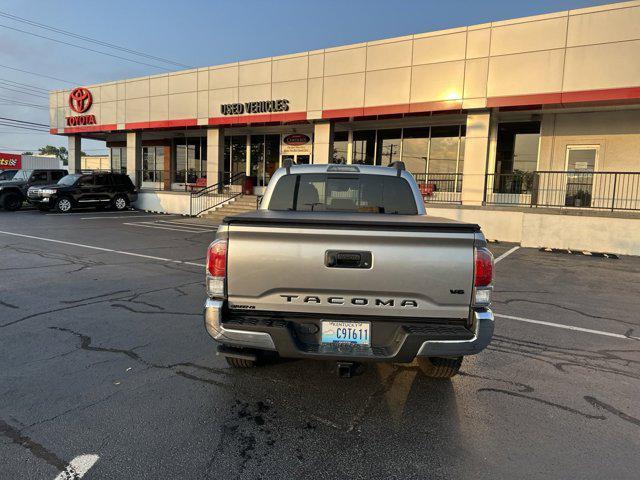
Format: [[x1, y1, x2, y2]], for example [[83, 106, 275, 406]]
[[206, 239, 227, 298], [473, 248, 493, 306]]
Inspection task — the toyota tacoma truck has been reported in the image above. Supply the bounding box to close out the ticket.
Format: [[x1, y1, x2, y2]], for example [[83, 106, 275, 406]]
[[204, 162, 494, 378]]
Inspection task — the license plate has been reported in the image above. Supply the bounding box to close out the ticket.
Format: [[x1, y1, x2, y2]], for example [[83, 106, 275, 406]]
[[321, 321, 371, 346]]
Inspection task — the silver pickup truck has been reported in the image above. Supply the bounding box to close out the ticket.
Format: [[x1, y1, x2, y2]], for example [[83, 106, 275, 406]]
[[203, 162, 494, 378]]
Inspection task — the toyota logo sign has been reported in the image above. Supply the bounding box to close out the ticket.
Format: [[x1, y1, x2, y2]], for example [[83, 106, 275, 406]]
[[68, 87, 93, 113]]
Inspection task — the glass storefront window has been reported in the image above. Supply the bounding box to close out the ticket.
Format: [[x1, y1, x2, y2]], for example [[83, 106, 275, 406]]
[[428, 126, 460, 174], [250, 135, 280, 187], [495, 122, 540, 175], [401, 127, 429, 175], [375, 129, 401, 166], [110, 147, 127, 174], [142, 146, 164, 182], [332, 131, 348, 164], [224, 136, 247, 184], [173, 138, 206, 184], [352, 130, 376, 165]]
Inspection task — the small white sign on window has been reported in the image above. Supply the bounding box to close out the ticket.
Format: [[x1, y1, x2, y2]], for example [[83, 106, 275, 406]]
[[574, 161, 588, 170]]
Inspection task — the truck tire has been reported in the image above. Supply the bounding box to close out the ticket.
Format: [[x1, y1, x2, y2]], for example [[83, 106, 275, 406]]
[[2, 193, 22, 211], [417, 356, 463, 378], [112, 194, 128, 211], [225, 356, 256, 368], [54, 197, 73, 213]]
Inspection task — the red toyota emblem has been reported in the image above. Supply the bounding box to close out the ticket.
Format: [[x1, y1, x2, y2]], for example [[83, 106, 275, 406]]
[[68, 87, 92, 113]]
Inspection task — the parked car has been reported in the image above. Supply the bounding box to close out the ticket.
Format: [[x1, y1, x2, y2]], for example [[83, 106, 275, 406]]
[[27, 171, 138, 213], [0, 169, 68, 211], [203, 162, 494, 378]]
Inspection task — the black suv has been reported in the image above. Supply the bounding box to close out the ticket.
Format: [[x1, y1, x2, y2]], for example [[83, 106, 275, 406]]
[[0, 169, 68, 211], [27, 171, 138, 213]]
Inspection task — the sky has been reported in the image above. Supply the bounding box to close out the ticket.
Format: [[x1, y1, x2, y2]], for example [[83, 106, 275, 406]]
[[0, 0, 611, 156]]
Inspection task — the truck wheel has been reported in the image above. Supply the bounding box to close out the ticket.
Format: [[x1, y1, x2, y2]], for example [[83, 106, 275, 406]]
[[2, 193, 22, 211], [417, 356, 463, 379], [225, 356, 256, 368]]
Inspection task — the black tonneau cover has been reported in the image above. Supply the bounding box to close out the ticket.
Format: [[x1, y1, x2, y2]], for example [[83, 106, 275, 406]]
[[223, 210, 480, 232]]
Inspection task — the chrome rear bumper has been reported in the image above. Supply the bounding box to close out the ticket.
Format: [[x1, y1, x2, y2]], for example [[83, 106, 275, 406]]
[[204, 299, 276, 350], [416, 308, 494, 357]]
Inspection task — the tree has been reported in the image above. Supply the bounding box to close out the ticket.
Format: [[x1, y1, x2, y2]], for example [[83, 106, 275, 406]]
[[22, 151, 33, 155], [37, 146, 87, 166]]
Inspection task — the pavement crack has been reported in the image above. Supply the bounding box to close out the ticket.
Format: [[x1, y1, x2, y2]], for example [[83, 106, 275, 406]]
[[458, 371, 534, 392], [494, 298, 636, 327], [0, 419, 67, 470], [110, 303, 199, 316], [0, 300, 19, 309], [60, 290, 131, 304], [584, 396, 640, 428], [477, 388, 606, 420]]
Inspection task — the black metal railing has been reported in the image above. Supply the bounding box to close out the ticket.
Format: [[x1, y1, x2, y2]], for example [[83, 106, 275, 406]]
[[485, 171, 640, 211], [412, 172, 463, 204], [190, 172, 245, 216]]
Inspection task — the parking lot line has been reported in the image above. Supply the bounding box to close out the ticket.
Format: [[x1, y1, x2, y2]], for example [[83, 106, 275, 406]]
[[81, 215, 177, 220], [495, 313, 639, 340], [154, 220, 218, 228], [45, 210, 141, 216], [122, 222, 212, 233], [495, 246, 520, 263], [0, 230, 205, 267], [53, 454, 99, 480]]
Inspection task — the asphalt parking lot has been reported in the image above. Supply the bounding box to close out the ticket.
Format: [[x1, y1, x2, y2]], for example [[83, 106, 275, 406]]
[[1, 208, 639, 479]]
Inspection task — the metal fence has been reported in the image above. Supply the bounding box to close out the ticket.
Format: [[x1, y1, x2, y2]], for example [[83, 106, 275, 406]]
[[412, 172, 463, 204], [485, 171, 640, 211], [190, 171, 245, 216]]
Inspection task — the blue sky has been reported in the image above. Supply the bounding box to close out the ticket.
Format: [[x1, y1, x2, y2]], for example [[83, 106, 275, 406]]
[[0, 0, 609, 155]]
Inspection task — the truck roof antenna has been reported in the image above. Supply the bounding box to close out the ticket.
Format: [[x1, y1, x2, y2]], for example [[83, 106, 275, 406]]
[[283, 158, 295, 174], [388, 161, 405, 176]]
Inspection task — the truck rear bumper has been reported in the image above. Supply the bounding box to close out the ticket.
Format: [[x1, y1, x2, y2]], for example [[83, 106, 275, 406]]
[[204, 298, 493, 362]]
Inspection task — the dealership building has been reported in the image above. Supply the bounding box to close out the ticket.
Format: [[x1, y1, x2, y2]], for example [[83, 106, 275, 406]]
[[50, 1, 640, 254]]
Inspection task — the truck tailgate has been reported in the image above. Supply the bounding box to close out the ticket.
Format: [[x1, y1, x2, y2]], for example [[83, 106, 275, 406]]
[[225, 211, 478, 319]]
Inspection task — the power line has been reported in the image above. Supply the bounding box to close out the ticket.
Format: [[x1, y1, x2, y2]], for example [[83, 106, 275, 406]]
[[0, 96, 48, 109], [0, 77, 49, 92], [0, 116, 49, 127], [0, 122, 50, 133], [0, 84, 47, 98], [0, 23, 174, 70], [0, 63, 74, 85], [0, 10, 191, 69]]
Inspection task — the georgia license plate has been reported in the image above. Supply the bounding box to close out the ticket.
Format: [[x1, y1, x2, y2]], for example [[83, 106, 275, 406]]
[[321, 321, 371, 345]]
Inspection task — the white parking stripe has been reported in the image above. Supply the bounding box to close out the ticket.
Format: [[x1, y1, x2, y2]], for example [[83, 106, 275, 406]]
[[53, 454, 99, 480], [81, 214, 177, 220], [495, 246, 520, 263], [495, 313, 639, 340], [45, 210, 140, 216], [122, 222, 211, 233], [0, 230, 205, 267], [154, 220, 217, 228]]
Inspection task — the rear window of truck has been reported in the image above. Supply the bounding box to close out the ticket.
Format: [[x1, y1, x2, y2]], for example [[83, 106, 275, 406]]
[[268, 173, 418, 214]]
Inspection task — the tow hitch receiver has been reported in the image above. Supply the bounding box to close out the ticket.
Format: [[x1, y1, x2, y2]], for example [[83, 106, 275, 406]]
[[337, 361, 359, 378]]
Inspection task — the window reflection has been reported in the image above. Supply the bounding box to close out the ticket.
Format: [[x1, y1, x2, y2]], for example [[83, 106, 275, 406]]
[[375, 129, 401, 166], [352, 130, 376, 165], [332, 131, 348, 164]]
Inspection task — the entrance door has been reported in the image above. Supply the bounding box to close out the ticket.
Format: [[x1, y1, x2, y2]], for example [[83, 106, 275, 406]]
[[250, 135, 280, 192], [565, 145, 598, 207]]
